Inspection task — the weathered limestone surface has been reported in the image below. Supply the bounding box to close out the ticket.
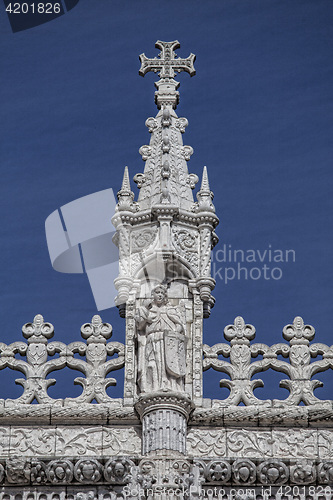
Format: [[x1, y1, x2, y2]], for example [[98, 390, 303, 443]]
[[1, 41, 332, 498]]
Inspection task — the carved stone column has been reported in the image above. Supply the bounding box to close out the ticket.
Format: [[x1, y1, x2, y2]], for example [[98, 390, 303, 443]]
[[135, 393, 194, 456]]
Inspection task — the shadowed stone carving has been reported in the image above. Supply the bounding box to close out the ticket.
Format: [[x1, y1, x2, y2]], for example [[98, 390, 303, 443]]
[[135, 285, 186, 394]]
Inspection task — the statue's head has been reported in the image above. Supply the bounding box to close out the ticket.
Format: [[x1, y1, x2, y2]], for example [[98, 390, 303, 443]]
[[151, 284, 168, 305]]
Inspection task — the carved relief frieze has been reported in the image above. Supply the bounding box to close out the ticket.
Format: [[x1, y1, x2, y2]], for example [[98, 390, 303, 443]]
[[55, 427, 103, 456], [318, 430, 333, 458], [226, 429, 273, 458], [131, 227, 157, 254], [10, 427, 56, 457], [102, 427, 141, 456], [272, 429, 318, 458], [0, 456, 333, 487], [187, 428, 226, 457], [172, 227, 199, 274]]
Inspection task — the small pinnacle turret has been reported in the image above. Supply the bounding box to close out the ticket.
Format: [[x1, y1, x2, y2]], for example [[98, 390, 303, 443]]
[[196, 166, 215, 213], [117, 166, 134, 210]]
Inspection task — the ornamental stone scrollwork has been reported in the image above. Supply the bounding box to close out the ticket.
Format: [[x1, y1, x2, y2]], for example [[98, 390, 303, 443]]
[[187, 429, 226, 457], [138, 145, 151, 161], [0, 314, 66, 404], [131, 228, 157, 253], [0, 314, 125, 406], [10, 426, 56, 456], [172, 227, 199, 274], [65, 315, 125, 404], [103, 428, 141, 456], [227, 429, 273, 458], [272, 429, 317, 458], [203, 316, 271, 406], [55, 426, 103, 456], [203, 315, 333, 406]]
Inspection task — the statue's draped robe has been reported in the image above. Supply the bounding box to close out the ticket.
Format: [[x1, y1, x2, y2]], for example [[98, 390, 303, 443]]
[[135, 302, 185, 393]]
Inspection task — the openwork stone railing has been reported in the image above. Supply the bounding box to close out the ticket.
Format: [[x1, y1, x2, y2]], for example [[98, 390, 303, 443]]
[[203, 316, 333, 406], [0, 314, 332, 407], [0, 314, 125, 405]]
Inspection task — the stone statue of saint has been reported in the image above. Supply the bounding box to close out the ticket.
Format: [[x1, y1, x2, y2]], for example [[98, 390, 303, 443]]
[[135, 285, 186, 394]]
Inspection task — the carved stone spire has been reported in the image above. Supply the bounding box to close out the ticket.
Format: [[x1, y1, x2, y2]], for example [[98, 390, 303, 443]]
[[196, 166, 215, 213], [200, 165, 210, 193], [113, 41, 219, 410], [117, 166, 135, 210]]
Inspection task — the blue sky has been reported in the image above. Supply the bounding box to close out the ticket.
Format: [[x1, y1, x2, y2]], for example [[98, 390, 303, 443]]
[[1, 0, 332, 401]]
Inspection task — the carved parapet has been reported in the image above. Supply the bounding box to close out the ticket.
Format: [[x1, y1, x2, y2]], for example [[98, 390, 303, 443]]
[[135, 392, 194, 456], [203, 316, 333, 407], [0, 314, 125, 406]]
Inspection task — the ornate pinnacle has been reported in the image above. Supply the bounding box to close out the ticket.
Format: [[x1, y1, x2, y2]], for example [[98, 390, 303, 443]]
[[196, 166, 215, 212], [139, 40, 196, 109], [120, 166, 131, 193], [200, 166, 211, 194], [117, 166, 134, 210]]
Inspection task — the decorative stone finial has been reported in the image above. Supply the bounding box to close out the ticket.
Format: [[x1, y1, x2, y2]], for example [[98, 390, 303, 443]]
[[139, 40, 196, 109], [22, 314, 54, 344], [80, 314, 113, 344], [117, 166, 135, 210], [224, 316, 256, 345], [282, 316, 315, 345], [196, 166, 215, 212]]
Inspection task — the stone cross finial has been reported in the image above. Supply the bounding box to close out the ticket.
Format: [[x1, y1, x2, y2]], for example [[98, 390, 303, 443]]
[[139, 41, 196, 109], [139, 40, 196, 79]]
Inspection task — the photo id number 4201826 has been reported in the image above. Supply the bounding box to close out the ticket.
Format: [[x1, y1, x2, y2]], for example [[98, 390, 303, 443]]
[[6, 3, 61, 14]]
